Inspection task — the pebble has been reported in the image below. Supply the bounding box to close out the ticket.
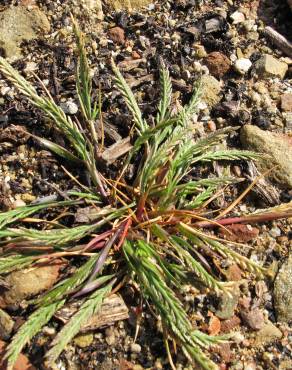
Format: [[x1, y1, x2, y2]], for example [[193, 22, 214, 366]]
[[11, 199, 26, 208], [108, 26, 125, 45], [42, 326, 56, 337], [240, 125, 292, 188], [281, 93, 292, 112], [130, 343, 141, 353], [254, 54, 288, 79], [0, 308, 14, 340], [269, 226, 281, 238], [74, 333, 94, 348], [240, 308, 264, 330], [200, 75, 222, 107], [205, 52, 231, 78], [60, 100, 78, 115], [230, 11, 245, 24], [254, 321, 282, 346], [234, 58, 252, 74], [216, 288, 240, 319], [273, 255, 292, 322]]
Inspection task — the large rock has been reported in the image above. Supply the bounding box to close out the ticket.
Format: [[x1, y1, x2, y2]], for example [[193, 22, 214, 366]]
[[0, 5, 50, 62], [240, 125, 292, 188], [273, 255, 292, 323], [105, 0, 153, 10]]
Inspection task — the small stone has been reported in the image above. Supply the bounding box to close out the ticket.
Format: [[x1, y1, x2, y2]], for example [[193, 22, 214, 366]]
[[195, 45, 207, 59], [230, 11, 245, 24], [254, 54, 288, 79], [74, 333, 94, 348], [234, 58, 252, 74], [42, 326, 56, 337], [240, 308, 264, 330], [131, 51, 141, 59], [216, 288, 240, 319], [219, 224, 259, 243], [60, 101, 78, 115], [281, 93, 292, 112], [200, 75, 221, 107], [269, 226, 281, 238], [254, 322, 282, 346], [226, 264, 242, 281], [105, 327, 116, 345], [205, 52, 231, 78], [21, 193, 36, 202], [11, 199, 26, 208], [108, 26, 125, 45], [0, 309, 14, 340], [208, 315, 221, 335], [106, 0, 153, 10], [273, 255, 292, 322], [220, 316, 241, 333], [240, 125, 292, 188], [130, 343, 141, 353]]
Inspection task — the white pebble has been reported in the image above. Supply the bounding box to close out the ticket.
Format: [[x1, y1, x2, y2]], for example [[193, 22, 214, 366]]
[[60, 100, 78, 115], [130, 343, 141, 353], [231, 11, 245, 24], [234, 58, 252, 74], [12, 199, 26, 208]]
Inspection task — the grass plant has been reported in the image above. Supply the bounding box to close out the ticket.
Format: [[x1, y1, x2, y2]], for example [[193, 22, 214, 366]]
[[0, 20, 285, 370]]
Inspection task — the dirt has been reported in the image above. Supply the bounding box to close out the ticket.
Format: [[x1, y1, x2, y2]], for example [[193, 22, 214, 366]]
[[0, 0, 291, 369]]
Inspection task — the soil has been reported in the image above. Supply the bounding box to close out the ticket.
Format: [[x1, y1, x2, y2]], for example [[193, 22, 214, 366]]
[[0, 0, 291, 369]]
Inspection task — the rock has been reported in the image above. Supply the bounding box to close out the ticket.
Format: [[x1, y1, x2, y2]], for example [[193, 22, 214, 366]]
[[0, 340, 36, 370], [0, 309, 14, 340], [208, 315, 221, 335], [220, 315, 241, 333], [82, 0, 103, 19], [240, 308, 264, 330], [74, 333, 94, 348], [130, 343, 141, 353], [11, 199, 26, 208], [108, 26, 125, 45], [225, 265, 242, 281], [60, 100, 78, 115], [205, 52, 231, 78], [105, 0, 153, 10], [234, 58, 252, 74], [254, 322, 282, 346], [216, 288, 240, 319], [273, 255, 292, 322], [219, 224, 259, 243], [253, 55, 288, 79], [240, 125, 292, 188], [200, 75, 221, 107], [281, 93, 292, 112], [0, 5, 50, 62], [0, 261, 65, 307], [230, 11, 245, 24]]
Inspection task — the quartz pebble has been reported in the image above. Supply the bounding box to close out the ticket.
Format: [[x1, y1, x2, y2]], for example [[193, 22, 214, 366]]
[[230, 11, 245, 24], [234, 58, 252, 74]]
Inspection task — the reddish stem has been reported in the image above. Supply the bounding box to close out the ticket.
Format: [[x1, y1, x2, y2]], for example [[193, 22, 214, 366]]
[[195, 211, 292, 228], [116, 218, 132, 250]]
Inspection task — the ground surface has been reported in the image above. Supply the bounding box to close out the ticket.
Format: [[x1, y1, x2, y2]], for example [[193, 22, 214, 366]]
[[0, 0, 291, 369]]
